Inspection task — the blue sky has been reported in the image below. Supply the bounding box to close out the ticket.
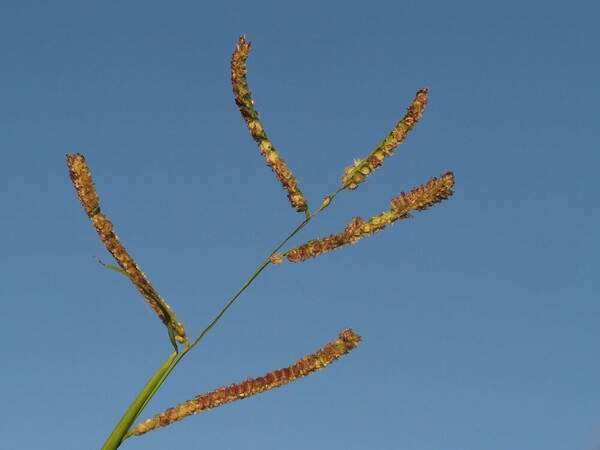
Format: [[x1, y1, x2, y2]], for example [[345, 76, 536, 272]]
[[2, 1, 599, 449]]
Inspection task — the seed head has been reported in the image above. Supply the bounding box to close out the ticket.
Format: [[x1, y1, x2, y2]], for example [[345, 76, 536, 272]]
[[66, 153, 187, 344], [231, 35, 308, 212], [341, 88, 429, 190], [127, 329, 362, 437], [285, 172, 454, 262]]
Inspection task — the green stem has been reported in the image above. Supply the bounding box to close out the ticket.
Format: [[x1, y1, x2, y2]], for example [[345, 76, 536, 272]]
[[104, 184, 349, 447], [191, 217, 310, 347], [101, 351, 177, 450], [137, 218, 314, 414]]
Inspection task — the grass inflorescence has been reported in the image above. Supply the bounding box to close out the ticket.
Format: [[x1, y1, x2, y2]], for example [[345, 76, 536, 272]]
[[67, 35, 455, 449]]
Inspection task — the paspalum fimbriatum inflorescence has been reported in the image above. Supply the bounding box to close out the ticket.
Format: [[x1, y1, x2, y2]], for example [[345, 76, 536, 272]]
[[66, 34, 455, 450]]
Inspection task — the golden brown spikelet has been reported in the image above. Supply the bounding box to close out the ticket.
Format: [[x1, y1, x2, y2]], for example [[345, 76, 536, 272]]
[[283, 172, 455, 262], [390, 171, 455, 214], [269, 253, 283, 264], [341, 88, 429, 190], [65, 153, 187, 344], [231, 35, 308, 212], [126, 329, 362, 437]]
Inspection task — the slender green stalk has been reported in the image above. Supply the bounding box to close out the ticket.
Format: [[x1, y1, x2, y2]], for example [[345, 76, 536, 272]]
[[191, 217, 310, 348], [103, 182, 351, 447], [101, 351, 177, 450], [129, 219, 314, 431]]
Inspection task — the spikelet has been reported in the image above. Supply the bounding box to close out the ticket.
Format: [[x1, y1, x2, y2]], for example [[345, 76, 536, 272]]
[[390, 171, 455, 214], [126, 329, 361, 437], [341, 88, 429, 190], [66, 154, 187, 344], [269, 253, 283, 264], [281, 172, 454, 262], [231, 34, 308, 212]]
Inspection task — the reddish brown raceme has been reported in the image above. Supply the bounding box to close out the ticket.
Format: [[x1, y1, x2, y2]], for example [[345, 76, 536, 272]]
[[281, 172, 455, 263], [231, 35, 308, 212], [127, 329, 361, 437], [341, 88, 429, 190], [66, 153, 187, 343]]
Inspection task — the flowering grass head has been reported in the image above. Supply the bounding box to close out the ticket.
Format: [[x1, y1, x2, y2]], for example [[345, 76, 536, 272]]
[[67, 35, 455, 449]]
